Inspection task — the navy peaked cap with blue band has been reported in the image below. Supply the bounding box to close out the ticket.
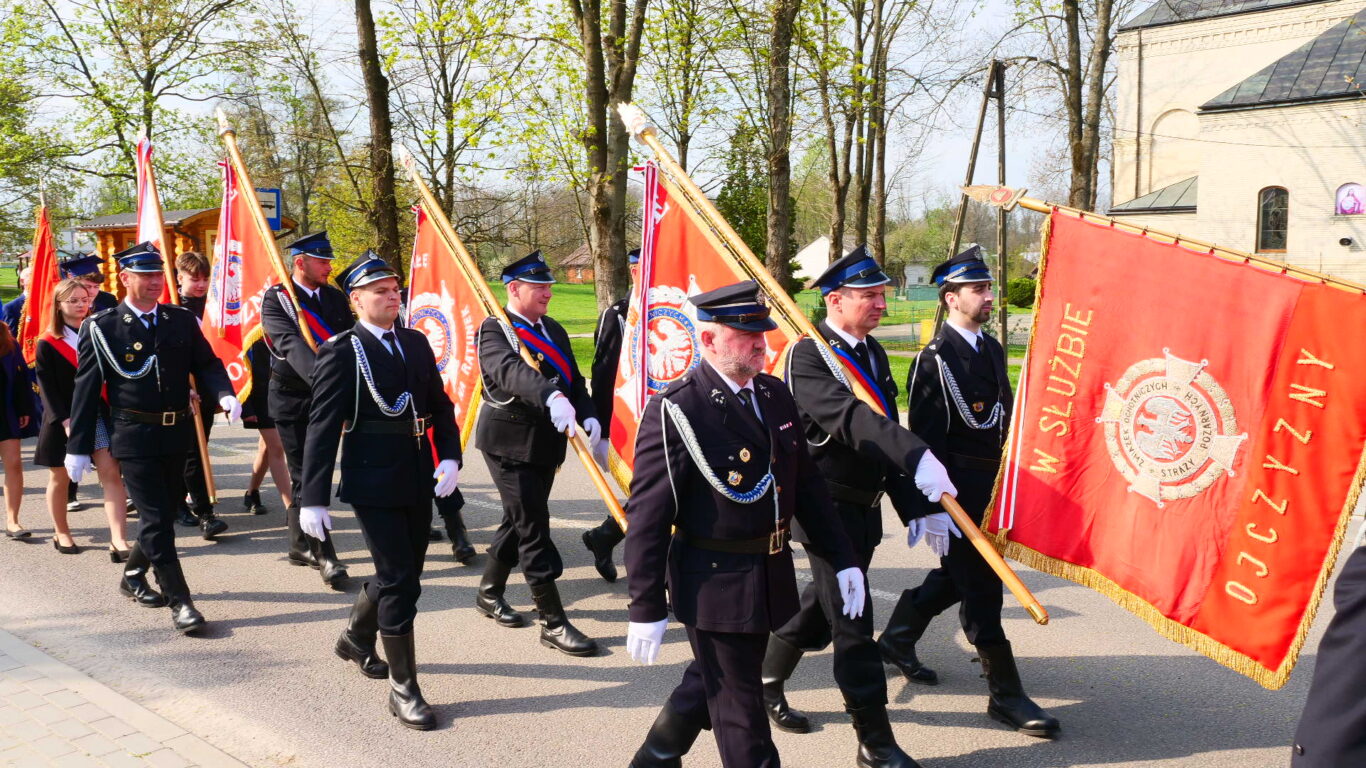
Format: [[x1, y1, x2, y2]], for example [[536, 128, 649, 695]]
[[932, 244, 993, 286], [286, 231, 334, 260], [59, 254, 104, 279], [811, 244, 890, 295], [114, 241, 164, 273], [501, 251, 555, 284], [690, 280, 777, 332], [337, 249, 399, 292], [628, 248, 641, 265]]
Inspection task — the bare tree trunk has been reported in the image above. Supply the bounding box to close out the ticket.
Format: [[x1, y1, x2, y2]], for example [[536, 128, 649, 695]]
[[355, 0, 401, 262], [765, 0, 801, 289], [1062, 0, 1087, 209], [1079, 0, 1115, 211]]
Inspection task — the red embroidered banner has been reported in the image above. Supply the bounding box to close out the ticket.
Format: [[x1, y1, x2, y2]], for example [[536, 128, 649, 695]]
[[993, 211, 1366, 689], [18, 206, 59, 366], [134, 137, 175, 304], [407, 204, 487, 449], [202, 160, 274, 398]]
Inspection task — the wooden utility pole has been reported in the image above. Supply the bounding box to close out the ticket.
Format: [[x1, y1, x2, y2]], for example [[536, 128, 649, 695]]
[[994, 63, 1009, 346]]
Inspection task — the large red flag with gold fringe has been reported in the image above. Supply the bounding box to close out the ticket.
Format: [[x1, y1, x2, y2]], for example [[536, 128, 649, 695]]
[[992, 210, 1366, 689], [18, 205, 59, 366], [202, 160, 274, 398], [407, 203, 487, 450], [606, 162, 795, 487]]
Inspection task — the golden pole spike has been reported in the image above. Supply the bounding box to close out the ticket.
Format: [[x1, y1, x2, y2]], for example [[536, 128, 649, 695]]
[[621, 102, 1049, 624]]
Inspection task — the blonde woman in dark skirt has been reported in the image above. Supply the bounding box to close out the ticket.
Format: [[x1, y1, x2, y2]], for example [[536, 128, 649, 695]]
[[33, 278, 130, 558]]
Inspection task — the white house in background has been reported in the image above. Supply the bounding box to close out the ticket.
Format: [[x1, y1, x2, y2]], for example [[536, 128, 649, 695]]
[[1109, 0, 1366, 282], [903, 263, 931, 285], [794, 236, 861, 283]]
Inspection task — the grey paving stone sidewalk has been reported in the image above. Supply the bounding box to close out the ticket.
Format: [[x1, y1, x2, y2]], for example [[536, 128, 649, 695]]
[[0, 629, 246, 768]]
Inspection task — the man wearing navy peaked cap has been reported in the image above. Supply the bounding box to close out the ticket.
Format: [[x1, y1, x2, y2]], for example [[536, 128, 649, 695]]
[[474, 250, 603, 657], [622, 279, 865, 768], [879, 244, 1061, 739], [64, 241, 238, 635], [756, 245, 959, 767]]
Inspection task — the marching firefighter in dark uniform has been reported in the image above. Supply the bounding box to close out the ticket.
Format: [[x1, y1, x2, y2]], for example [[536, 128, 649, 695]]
[[623, 280, 865, 768], [879, 246, 1060, 738], [474, 251, 602, 657], [65, 242, 239, 634], [580, 247, 639, 582], [761, 247, 958, 768], [299, 251, 461, 730], [260, 231, 352, 589], [1291, 534, 1366, 767]]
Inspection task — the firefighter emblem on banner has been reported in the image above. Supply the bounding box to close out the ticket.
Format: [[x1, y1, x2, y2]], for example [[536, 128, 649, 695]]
[[1099, 350, 1247, 507]]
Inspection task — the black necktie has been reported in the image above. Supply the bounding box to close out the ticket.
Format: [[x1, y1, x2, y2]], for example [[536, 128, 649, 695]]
[[852, 342, 872, 373], [141, 313, 155, 330], [736, 388, 762, 425], [382, 331, 404, 365], [533, 323, 546, 338]]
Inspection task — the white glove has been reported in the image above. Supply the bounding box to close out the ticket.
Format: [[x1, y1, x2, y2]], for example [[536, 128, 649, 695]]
[[914, 451, 957, 502], [64, 454, 92, 484], [924, 512, 962, 557], [218, 395, 242, 425], [627, 619, 668, 664], [836, 567, 866, 619], [433, 459, 460, 498], [300, 505, 333, 541], [583, 417, 602, 449], [546, 392, 576, 437], [906, 517, 926, 548], [593, 438, 611, 471]]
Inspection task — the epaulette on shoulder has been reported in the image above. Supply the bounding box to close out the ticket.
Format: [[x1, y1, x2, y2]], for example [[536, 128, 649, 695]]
[[658, 373, 697, 399], [88, 307, 117, 322]]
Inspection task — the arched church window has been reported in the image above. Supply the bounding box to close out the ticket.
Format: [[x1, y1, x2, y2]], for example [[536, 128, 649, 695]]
[[1257, 187, 1288, 253]]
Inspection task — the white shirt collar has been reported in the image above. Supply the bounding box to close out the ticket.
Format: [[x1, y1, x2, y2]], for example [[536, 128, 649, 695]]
[[61, 325, 79, 346], [293, 280, 319, 300], [123, 298, 157, 320], [825, 319, 866, 351], [945, 319, 983, 351], [358, 319, 399, 350]]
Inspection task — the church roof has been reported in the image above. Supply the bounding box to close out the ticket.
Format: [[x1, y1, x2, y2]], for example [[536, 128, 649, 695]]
[[1201, 7, 1366, 111], [1121, 0, 1331, 31], [1110, 176, 1199, 214]]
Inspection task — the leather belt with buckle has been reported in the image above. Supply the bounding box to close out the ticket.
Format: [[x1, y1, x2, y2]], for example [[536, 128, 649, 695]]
[[112, 407, 191, 426], [351, 415, 431, 435], [678, 528, 790, 555]]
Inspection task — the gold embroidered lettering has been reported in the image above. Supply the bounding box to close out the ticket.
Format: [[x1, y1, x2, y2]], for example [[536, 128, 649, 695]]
[[1055, 334, 1084, 359], [1250, 489, 1288, 515], [1028, 449, 1060, 474], [1296, 349, 1334, 370], [1225, 581, 1258, 605], [1246, 523, 1278, 544], [1288, 383, 1326, 409], [1273, 418, 1312, 445], [1262, 454, 1299, 476], [1237, 552, 1270, 578]]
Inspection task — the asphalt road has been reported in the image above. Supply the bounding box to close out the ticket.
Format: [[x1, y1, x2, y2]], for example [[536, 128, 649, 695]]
[[0, 421, 1351, 768]]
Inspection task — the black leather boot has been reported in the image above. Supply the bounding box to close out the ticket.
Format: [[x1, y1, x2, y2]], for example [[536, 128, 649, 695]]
[[242, 489, 267, 515], [196, 506, 228, 540], [977, 642, 1060, 738], [175, 502, 198, 528], [153, 561, 206, 634], [474, 558, 524, 627], [530, 582, 598, 657], [761, 634, 810, 733], [878, 597, 938, 685], [286, 506, 319, 568], [581, 518, 622, 583], [428, 526, 443, 542], [847, 703, 920, 768], [380, 632, 436, 730], [629, 700, 706, 768], [335, 583, 388, 679], [118, 543, 167, 608], [312, 534, 349, 589], [439, 510, 476, 565]]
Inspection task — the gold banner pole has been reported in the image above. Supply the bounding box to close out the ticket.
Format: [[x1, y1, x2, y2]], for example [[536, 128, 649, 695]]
[[214, 108, 317, 354], [397, 146, 628, 531], [619, 103, 1048, 625]]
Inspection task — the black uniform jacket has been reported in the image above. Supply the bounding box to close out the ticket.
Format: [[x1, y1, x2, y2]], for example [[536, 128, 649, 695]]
[[261, 282, 356, 416], [625, 361, 858, 634], [34, 336, 102, 465], [786, 321, 932, 541], [474, 311, 595, 467], [590, 297, 627, 438], [301, 325, 460, 509], [69, 303, 232, 460], [904, 324, 1012, 519], [93, 291, 118, 312]]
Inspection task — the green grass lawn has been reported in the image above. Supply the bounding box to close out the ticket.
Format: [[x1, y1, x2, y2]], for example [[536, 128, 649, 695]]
[[0, 265, 17, 303], [489, 281, 603, 337]]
